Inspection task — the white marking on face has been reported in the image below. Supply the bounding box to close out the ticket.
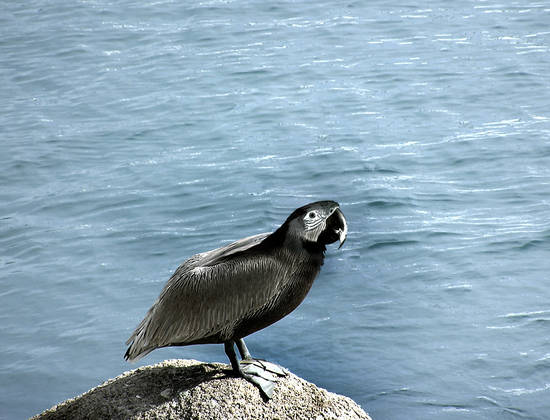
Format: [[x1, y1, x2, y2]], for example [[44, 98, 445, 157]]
[[303, 209, 326, 242], [304, 210, 322, 229]]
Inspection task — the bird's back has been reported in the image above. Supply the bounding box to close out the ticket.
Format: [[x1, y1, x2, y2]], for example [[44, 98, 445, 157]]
[[125, 231, 322, 361]]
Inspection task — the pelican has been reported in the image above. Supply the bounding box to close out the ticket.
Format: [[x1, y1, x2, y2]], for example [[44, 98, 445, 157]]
[[125, 200, 348, 398]]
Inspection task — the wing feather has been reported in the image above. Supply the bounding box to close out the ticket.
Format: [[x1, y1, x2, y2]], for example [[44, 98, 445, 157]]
[[125, 232, 289, 361]]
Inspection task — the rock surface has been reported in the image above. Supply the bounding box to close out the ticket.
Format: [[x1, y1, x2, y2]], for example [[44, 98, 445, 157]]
[[33, 359, 371, 420]]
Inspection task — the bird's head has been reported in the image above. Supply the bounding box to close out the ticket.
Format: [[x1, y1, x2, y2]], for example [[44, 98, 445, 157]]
[[284, 200, 348, 250]]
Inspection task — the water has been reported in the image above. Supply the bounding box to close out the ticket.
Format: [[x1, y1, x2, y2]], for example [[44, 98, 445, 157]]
[[2, 1, 550, 419]]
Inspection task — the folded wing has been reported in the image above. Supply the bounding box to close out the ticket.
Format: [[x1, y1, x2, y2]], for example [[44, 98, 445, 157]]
[[125, 232, 289, 361]]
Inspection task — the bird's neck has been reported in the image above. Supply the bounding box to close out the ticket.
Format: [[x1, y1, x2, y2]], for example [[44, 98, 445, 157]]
[[260, 222, 325, 266]]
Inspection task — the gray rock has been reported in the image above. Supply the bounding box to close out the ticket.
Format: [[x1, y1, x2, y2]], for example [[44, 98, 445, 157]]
[[32, 359, 372, 420]]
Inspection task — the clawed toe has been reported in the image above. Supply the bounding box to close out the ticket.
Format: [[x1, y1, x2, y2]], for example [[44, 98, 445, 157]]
[[238, 359, 287, 399]]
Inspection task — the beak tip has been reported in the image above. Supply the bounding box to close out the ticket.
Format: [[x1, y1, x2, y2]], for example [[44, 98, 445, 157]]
[[330, 206, 348, 250], [337, 229, 347, 249]]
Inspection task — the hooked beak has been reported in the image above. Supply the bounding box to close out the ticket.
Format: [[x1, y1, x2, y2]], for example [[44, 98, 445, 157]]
[[333, 207, 348, 249], [307, 202, 348, 247], [324, 206, 347, 249]]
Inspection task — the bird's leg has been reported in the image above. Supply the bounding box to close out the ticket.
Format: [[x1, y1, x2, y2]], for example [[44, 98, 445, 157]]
[[235, 338, 285, 376], [236, 338, 252, 360], [224, 339, 287, 399], [224, 340, 242, 375]]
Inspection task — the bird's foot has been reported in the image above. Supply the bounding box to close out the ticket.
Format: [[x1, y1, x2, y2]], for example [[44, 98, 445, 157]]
[[238, 359, 288, 399]]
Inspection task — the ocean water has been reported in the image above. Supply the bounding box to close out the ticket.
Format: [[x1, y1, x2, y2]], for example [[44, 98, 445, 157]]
[[2, 1, 550, 419]]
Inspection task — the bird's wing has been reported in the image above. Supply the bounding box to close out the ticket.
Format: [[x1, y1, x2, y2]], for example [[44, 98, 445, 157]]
[[190, 232, 271, 268], [125, 232, 289, 361]]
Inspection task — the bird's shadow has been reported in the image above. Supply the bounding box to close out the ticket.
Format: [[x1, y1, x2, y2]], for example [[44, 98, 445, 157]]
[[39, 361, 235, 419], [113, 361, 272, 405], [115, 361, 228, 403]]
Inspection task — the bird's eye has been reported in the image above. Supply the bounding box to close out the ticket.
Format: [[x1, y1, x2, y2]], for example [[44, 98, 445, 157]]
[[308, 212, 316, 219]]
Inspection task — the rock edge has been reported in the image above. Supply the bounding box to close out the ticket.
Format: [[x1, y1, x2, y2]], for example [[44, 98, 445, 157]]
[[32, 359, 371, 420]]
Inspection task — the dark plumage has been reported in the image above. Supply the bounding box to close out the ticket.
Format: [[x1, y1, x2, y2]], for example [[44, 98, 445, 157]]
[[124, 200, 347, 397]]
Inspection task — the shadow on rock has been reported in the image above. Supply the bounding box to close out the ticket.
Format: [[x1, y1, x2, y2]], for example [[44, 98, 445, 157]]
[[33, 359, 371, 420]]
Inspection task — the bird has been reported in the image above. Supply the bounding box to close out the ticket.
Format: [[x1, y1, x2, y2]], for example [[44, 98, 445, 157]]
[[124, 200, 348, 398]]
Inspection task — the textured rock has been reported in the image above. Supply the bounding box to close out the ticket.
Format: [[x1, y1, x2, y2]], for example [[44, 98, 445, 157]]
[[33, 359, 371, 420]]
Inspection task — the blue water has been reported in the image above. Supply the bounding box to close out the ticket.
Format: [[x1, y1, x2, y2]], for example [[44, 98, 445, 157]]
[[2, 1, 550, 419]]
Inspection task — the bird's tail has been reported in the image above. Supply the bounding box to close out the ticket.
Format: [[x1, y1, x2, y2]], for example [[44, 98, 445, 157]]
[[124, 312, 155, 362], [124, 327, 157, 362], [124, 339, 153, 362]]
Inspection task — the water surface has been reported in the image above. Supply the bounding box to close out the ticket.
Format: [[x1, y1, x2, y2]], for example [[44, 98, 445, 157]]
[[2, 1, 550, 419]]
